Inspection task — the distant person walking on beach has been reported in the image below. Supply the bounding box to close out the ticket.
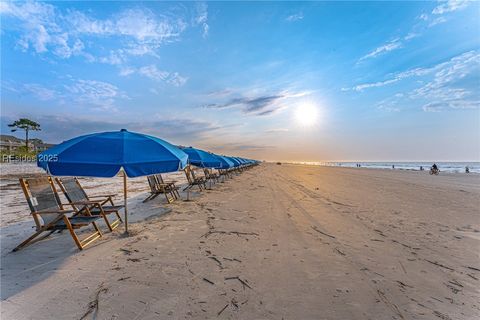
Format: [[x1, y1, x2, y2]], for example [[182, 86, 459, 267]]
[[465, 166, 470, 173], [430, 163, 439, 175], [420, 166, 424, 171], [392, 165, 395, 169]]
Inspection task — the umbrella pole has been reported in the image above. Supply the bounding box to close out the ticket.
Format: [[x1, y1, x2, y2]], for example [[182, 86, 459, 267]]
[[123, 170, 128, 234]]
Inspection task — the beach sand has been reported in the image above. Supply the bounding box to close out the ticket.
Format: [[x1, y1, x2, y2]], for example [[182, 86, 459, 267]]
[[1, 163, 479, 319]]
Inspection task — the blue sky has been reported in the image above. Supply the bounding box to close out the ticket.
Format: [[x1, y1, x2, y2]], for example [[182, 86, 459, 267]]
[[1, 1, 479, 161]]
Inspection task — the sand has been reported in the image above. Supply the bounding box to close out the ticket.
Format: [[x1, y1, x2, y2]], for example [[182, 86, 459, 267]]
[[1, 163, 479, 320]]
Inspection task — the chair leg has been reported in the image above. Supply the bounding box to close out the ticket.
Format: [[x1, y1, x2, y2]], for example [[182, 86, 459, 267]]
[[12, 228, 55, 252], [143, 193, 155, 203], [64, 216, 102, 250], [164, 192, 173, 204], [104, 210, 122, 231]]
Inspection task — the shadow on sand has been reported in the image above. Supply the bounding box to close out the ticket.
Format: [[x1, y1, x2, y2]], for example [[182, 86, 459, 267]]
[[0, 187, 200, 301]]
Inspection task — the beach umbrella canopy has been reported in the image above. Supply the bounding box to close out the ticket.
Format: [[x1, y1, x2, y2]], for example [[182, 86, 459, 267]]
[[228, 157, 241, 167], [37, 129, 188, 232], [213, 154, 234, 169], [182, 147, 222, 168]]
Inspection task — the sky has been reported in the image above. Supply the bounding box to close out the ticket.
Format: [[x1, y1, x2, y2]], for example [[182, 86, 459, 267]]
[[1, 0, 479, 162]]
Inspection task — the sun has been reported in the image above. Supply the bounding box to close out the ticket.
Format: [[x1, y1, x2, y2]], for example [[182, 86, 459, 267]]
[[295, 103, 318, 127]]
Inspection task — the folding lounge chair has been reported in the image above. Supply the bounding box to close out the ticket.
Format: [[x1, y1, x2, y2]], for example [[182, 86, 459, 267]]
[[155, 174, 180, 199], [55, 177, 123, 232], [13, 177, 102, 252], [218, 169, 230, 181], [183, 166, 206, 191], [144, 175, 176, 203], [203, 168, 219, 184]]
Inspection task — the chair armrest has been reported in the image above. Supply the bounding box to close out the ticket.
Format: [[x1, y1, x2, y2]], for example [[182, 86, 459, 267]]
[[89, 194, 116, 198], [68, 200, 100, 205], [35, 209, 73, 214]]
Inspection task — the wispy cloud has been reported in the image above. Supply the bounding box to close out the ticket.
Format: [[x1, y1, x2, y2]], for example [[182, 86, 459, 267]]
[[120, 65, 188, 86], [351, 51, 480, 112], [349, 51, 479, 92], [432, 0, 469, 15], [4, 77, 130, 111], [428, 16, 447, 27], [213, 143, 274, 152], [359, 38, 402, 61], [204, 90, 311, 116], [194, 2, 209, 38], [265, 128, 289, 133], [65, 79, 128, 111], [286, 12, 304, 22], [359, 1, 472, 62], [22, 84, 57, 101], [3, 82, 59, 102]]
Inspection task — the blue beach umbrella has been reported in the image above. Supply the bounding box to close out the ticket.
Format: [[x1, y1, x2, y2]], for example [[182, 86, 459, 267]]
[[37, 129, 188, 232], [213, 154, 234, 169], [181, 147, 222, 168], [228, 157, 241, 167]]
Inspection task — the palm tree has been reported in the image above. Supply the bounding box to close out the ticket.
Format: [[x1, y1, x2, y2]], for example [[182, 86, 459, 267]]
[[8, 118, 41, 151]]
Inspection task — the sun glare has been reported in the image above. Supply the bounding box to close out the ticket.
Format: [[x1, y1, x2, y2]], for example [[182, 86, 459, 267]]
[[295, 103, 318, 127]]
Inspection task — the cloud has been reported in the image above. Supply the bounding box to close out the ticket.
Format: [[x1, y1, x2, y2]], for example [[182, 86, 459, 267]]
[[418, 13, 429, 21], [65, 7, 188, 43], [349, 51, 479, 92], [23, 84, 57, 101], [422, 100, 478, 112], [0, 113, 225, 143], [64, 79, 129, 110], [429, 16, 447, 27], [119, 66, 135, 76], [286, 12, 304, 22], [265, 128, 289, 133], [359, 39, 402, 61], [0, 1, 85, 59], [432, 0, 469, 15], [3, 81, 59, 101], [194, 2, 209, 38], [206, 89, 234, 97], [1, 1, 206, 63], [213, 143, 274, 152], [404, 32, 419, 41], [376, 96, 401, 112], [118, 65, 188, 86], [351, 51, 480, 112], [359, 1, 471, 62], [204, 90, 311, 116], [205, 94, 284, 115]]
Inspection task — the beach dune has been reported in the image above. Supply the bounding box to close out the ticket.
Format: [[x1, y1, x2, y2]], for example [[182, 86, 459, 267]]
[[1, 163, 479, 319]]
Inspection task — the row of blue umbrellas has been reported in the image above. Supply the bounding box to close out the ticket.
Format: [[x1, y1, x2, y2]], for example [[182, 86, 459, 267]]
[[37, 129, 259, 232]]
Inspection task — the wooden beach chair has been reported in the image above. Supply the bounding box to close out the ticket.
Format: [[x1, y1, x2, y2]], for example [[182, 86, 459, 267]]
[[55, 177, 123, 232], [13, 177, 102, 252], [155, 174, 180, 199], [203, 168, 219, 188], [183, 166, 206, 191], [144, 175, 176, 203]]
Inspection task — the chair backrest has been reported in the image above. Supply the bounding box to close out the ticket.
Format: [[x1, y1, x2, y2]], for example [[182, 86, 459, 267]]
[[147, 175, 160, 192], [203, 168, 210, 178], [20, 177, 63, 226], [190, 169, 199, 181], [184, 166, 194, 184], [155, 174, 165, 184], [56, 177, 88, 203]]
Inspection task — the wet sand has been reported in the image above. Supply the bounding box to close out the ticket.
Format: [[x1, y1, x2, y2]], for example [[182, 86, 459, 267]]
[[1, 163, 479, 319]]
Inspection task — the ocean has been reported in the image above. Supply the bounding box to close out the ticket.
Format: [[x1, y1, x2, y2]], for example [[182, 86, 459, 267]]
[[290, 162, 480, 173]]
